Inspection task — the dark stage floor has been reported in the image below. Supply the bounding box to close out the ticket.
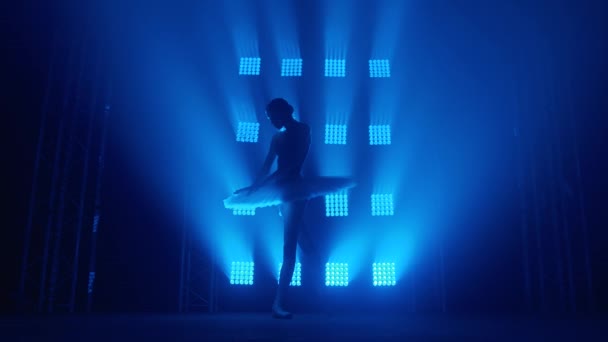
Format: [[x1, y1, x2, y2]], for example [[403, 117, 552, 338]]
[[1, 313, 607, 341]]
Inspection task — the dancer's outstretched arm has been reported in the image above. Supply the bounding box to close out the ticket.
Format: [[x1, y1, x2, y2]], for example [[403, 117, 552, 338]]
[[252, 134, 279, 188]]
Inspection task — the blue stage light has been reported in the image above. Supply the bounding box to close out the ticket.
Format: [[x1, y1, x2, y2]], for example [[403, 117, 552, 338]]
[[233, 209, 255, 216], [281, 58, 303, 77], [278, 262, 302, 286], [369, 59, 391, 78], [324, 59, 346, 77], [239, 57, 261, 75], [369, 125, 391, 145], [230, 261, 255, 285], [325, 192, 349, 217], [324, 124, 347, 145], [325, 263, 349, 286], [371, 194, 394, 216], [236, 122, 260, 143], [373, 262, 396, 286]]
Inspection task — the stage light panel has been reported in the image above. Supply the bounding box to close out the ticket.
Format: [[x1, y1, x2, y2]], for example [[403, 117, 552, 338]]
[[369, 59, 391, 78], [278, 262, 302, 286], [281, 58, 303, 77], [325, 263, 349, 286], [233, 208, 255, 216], [373, 262, 396, 286], [371, 194, 394, 216], [324, 59, 346, 77], [230, 261, 255, 285], [324, 124, 347, 145], [236, 122, 260, 143], [325, 192, 349, 217], [369, 125, 391, 145], [239, 57, 261, 75]]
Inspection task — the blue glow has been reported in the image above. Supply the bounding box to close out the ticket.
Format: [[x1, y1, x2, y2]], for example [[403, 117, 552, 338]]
[[372, 262, 397, 286], [258, 219, 285, 276], [329, 225, 370, 281], [232, 208, 255, 216], [281, 58, 302, 77], [105, 1, 544, 312], [239, 57, 261, 75], [325, 191, 349, 217], [229, 261, 255, 285], [324, 59, 346, 77], [375, 223, 418, 281], [371, 194, 394, 216], [369, 59, 391, 78], [236, 122, 260, 143], [325, 263, 349, 286], [324, 124, 347, 145], [369, 125, 391, 145], [278, 262, 302, 286]]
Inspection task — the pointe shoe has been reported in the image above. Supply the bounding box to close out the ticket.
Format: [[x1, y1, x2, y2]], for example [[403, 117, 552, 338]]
[[272, 304, 293, 319]]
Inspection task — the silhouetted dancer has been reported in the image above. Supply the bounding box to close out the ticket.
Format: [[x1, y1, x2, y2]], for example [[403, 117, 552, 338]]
[[224, 98, 355, 319]]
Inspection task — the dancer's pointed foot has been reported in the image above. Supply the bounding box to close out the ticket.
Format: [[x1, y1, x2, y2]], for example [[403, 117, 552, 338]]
[[272, 303, 293, 319], [272, 310, 293, 319]]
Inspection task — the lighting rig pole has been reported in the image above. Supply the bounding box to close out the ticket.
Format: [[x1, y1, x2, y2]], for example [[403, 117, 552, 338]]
[[19, 23, 109, 313], [178, 149, 217, 313]]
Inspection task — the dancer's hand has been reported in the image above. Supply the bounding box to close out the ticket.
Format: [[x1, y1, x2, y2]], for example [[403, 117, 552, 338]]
[[234, 184, 259, 195], [233, 187, 249, 195], [246, 184, 260, 195]]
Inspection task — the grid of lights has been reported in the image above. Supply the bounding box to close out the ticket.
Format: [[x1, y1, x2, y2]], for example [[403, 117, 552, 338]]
[[235, 58, 393, 76], [324, 59, 346, 77], [231, 55, 399, 290], [281, 58, 303, 77], [225, 262, 400, 287], [325, 192, 349, 217], [371, 194, 394, 216], [233, 209, 255, 216], [369, 59, 391, 78], [369, 125, 391, 145], [324, 124, 347, 145], [236, 122, 260, 143], [325, 263, 349, 286], [239, 57, 261, 75], [278, 262, 302, 286], [372, 262, 396, 286], [230, 261, 255, 285]]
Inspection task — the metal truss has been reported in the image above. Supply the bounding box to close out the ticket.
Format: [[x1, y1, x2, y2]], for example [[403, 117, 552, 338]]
[[18, 27, 110, 313], [178, 185, 217, 313], [513, 54, 594, 313]]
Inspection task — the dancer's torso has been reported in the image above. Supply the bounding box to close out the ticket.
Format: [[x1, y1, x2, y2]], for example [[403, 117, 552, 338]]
[[275, 122, 311, 179]]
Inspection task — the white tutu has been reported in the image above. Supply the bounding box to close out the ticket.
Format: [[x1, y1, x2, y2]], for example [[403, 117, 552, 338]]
[[223, 176, 356, 210]]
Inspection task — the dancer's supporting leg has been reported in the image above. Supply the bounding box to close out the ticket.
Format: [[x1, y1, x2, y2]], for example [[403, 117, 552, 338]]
[[273, 199, 307, 318]]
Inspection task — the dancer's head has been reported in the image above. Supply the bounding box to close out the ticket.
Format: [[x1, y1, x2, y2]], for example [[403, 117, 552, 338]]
[[266, 98, 294, 129]]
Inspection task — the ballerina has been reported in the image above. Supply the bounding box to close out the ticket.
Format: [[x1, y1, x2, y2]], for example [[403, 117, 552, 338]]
[[224, 98, 355, 318]]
